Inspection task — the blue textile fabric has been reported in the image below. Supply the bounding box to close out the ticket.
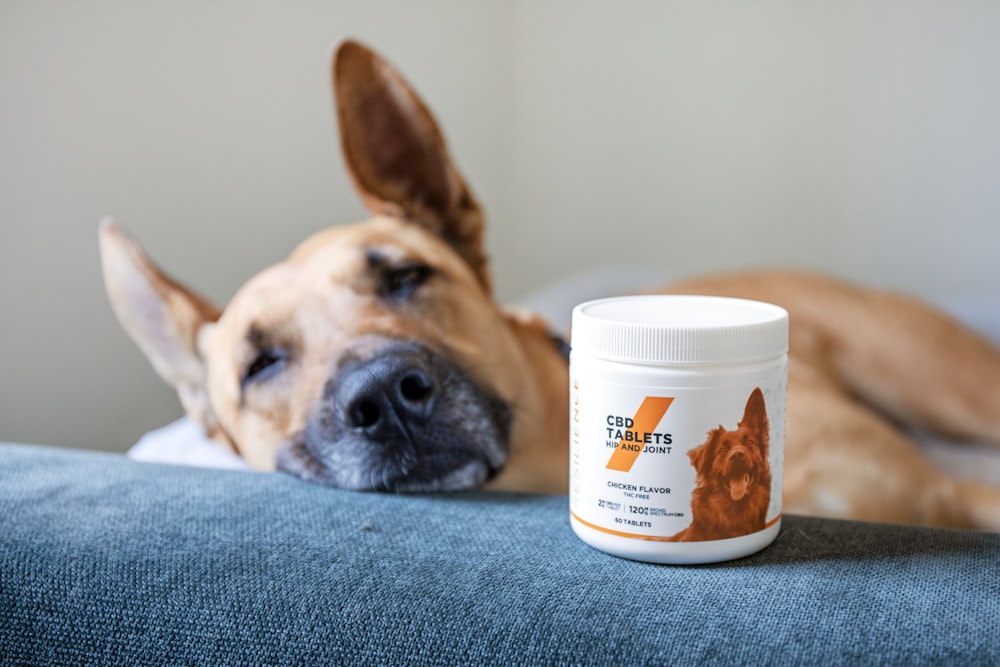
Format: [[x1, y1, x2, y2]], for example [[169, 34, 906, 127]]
[[1, 443, 998, 666]]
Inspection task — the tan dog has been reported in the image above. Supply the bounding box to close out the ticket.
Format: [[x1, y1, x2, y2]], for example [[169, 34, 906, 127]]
[[101, 40, 1000, 530]]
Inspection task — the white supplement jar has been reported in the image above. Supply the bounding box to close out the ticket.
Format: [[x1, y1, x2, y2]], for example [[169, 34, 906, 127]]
[[569, 295, 788, 564]]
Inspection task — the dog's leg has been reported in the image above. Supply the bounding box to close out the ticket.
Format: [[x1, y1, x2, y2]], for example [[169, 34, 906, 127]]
[[784, 383, 1000, 530], [799, 285, 1000, 530], [821, 287, 1000, 447], [675, 272, 1000, 446], [953, 479, 1000, 532]]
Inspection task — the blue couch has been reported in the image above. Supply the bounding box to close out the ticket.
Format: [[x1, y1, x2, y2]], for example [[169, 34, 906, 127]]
[[2, 442, 998, 665]]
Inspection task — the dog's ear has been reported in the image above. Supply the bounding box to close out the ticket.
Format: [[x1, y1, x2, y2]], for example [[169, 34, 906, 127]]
[[739, 387, 770, 456], [688, 434, 716, 480], [332, 40, 490, 291], [99, 218, 223, 438]]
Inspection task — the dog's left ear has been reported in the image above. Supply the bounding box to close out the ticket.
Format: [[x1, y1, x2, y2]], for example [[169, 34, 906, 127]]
[[687, 435, 717, 481], [333, 40, 490, 292], [739, 387, 770, 455], [99, 218, 224, 441]]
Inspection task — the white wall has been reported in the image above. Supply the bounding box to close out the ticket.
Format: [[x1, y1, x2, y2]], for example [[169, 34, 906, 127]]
[[2, 1, 999, 451], [503, 1, 1000, 296]]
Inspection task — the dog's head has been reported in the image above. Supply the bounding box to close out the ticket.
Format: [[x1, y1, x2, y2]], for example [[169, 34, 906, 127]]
[[689, 387, 770, 502], [100, 41, 569, 493]]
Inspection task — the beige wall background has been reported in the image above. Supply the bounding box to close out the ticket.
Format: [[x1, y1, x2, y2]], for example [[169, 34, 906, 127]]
[[2, 1, 999, 452]]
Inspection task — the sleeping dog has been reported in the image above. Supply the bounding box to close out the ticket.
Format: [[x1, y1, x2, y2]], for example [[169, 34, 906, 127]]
[[101, 40, 1000, 530]]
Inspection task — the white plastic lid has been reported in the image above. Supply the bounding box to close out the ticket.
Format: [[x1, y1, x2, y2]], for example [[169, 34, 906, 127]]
[[571, 295, 788, 364]]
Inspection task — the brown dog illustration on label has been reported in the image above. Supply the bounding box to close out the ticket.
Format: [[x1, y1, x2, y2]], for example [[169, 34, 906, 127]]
[[669, 388, 772, 542]]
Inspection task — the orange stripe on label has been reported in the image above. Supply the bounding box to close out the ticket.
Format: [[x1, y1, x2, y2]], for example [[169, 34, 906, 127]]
[[605, 396, 674, 472], [570, 510, 783, 542]]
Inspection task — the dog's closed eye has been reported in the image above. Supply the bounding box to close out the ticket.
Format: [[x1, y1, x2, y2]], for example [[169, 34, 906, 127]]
[[379, 262, 434, 299], [241, 348, 288, 388]]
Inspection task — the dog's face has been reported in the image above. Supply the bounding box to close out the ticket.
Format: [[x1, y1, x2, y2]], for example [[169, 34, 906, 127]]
[[100, 41, 569, 493], [689, 388, 770, 502], [207, 218, 525, 491]]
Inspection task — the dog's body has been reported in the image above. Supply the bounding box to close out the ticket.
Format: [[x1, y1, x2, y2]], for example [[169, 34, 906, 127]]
[[101, 41, 1000, 530]]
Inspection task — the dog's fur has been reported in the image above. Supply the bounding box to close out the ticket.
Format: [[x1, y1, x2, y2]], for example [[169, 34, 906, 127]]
[[668, 388, 772, 542], [101, 40, 1000, 530]]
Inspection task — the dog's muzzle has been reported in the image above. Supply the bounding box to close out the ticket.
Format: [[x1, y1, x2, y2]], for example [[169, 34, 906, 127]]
[[277, 342, 512, 492], [724, 447, 755, 502]]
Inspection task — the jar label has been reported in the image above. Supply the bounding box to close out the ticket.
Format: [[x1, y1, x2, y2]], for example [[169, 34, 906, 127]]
[[570, 374, 785, 542]]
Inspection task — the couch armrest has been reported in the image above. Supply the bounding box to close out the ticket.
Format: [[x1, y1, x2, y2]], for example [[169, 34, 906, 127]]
[[2, 443, 997, 665]]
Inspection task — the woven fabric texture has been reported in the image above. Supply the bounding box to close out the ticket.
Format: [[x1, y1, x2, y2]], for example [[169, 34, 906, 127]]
[[2, 443, 998, 666]]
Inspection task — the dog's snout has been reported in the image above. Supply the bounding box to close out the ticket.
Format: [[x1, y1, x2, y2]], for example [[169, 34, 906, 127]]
[[295, 342, 511, 492], [337, 350, 438, 438], [726, 447, 751, 470]]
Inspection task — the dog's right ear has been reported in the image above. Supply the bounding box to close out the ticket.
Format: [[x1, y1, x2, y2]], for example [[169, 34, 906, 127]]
[[99, 218, 223, 437], [332, 40, 491, 292]]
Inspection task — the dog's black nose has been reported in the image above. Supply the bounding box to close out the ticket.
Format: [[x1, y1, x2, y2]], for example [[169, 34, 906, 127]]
[[336, 349, 438, 440]]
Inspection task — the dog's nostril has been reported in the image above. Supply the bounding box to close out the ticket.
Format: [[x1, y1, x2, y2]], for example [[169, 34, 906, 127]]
[[354, 400, 382, 429], [400, 372, 433, 403]]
